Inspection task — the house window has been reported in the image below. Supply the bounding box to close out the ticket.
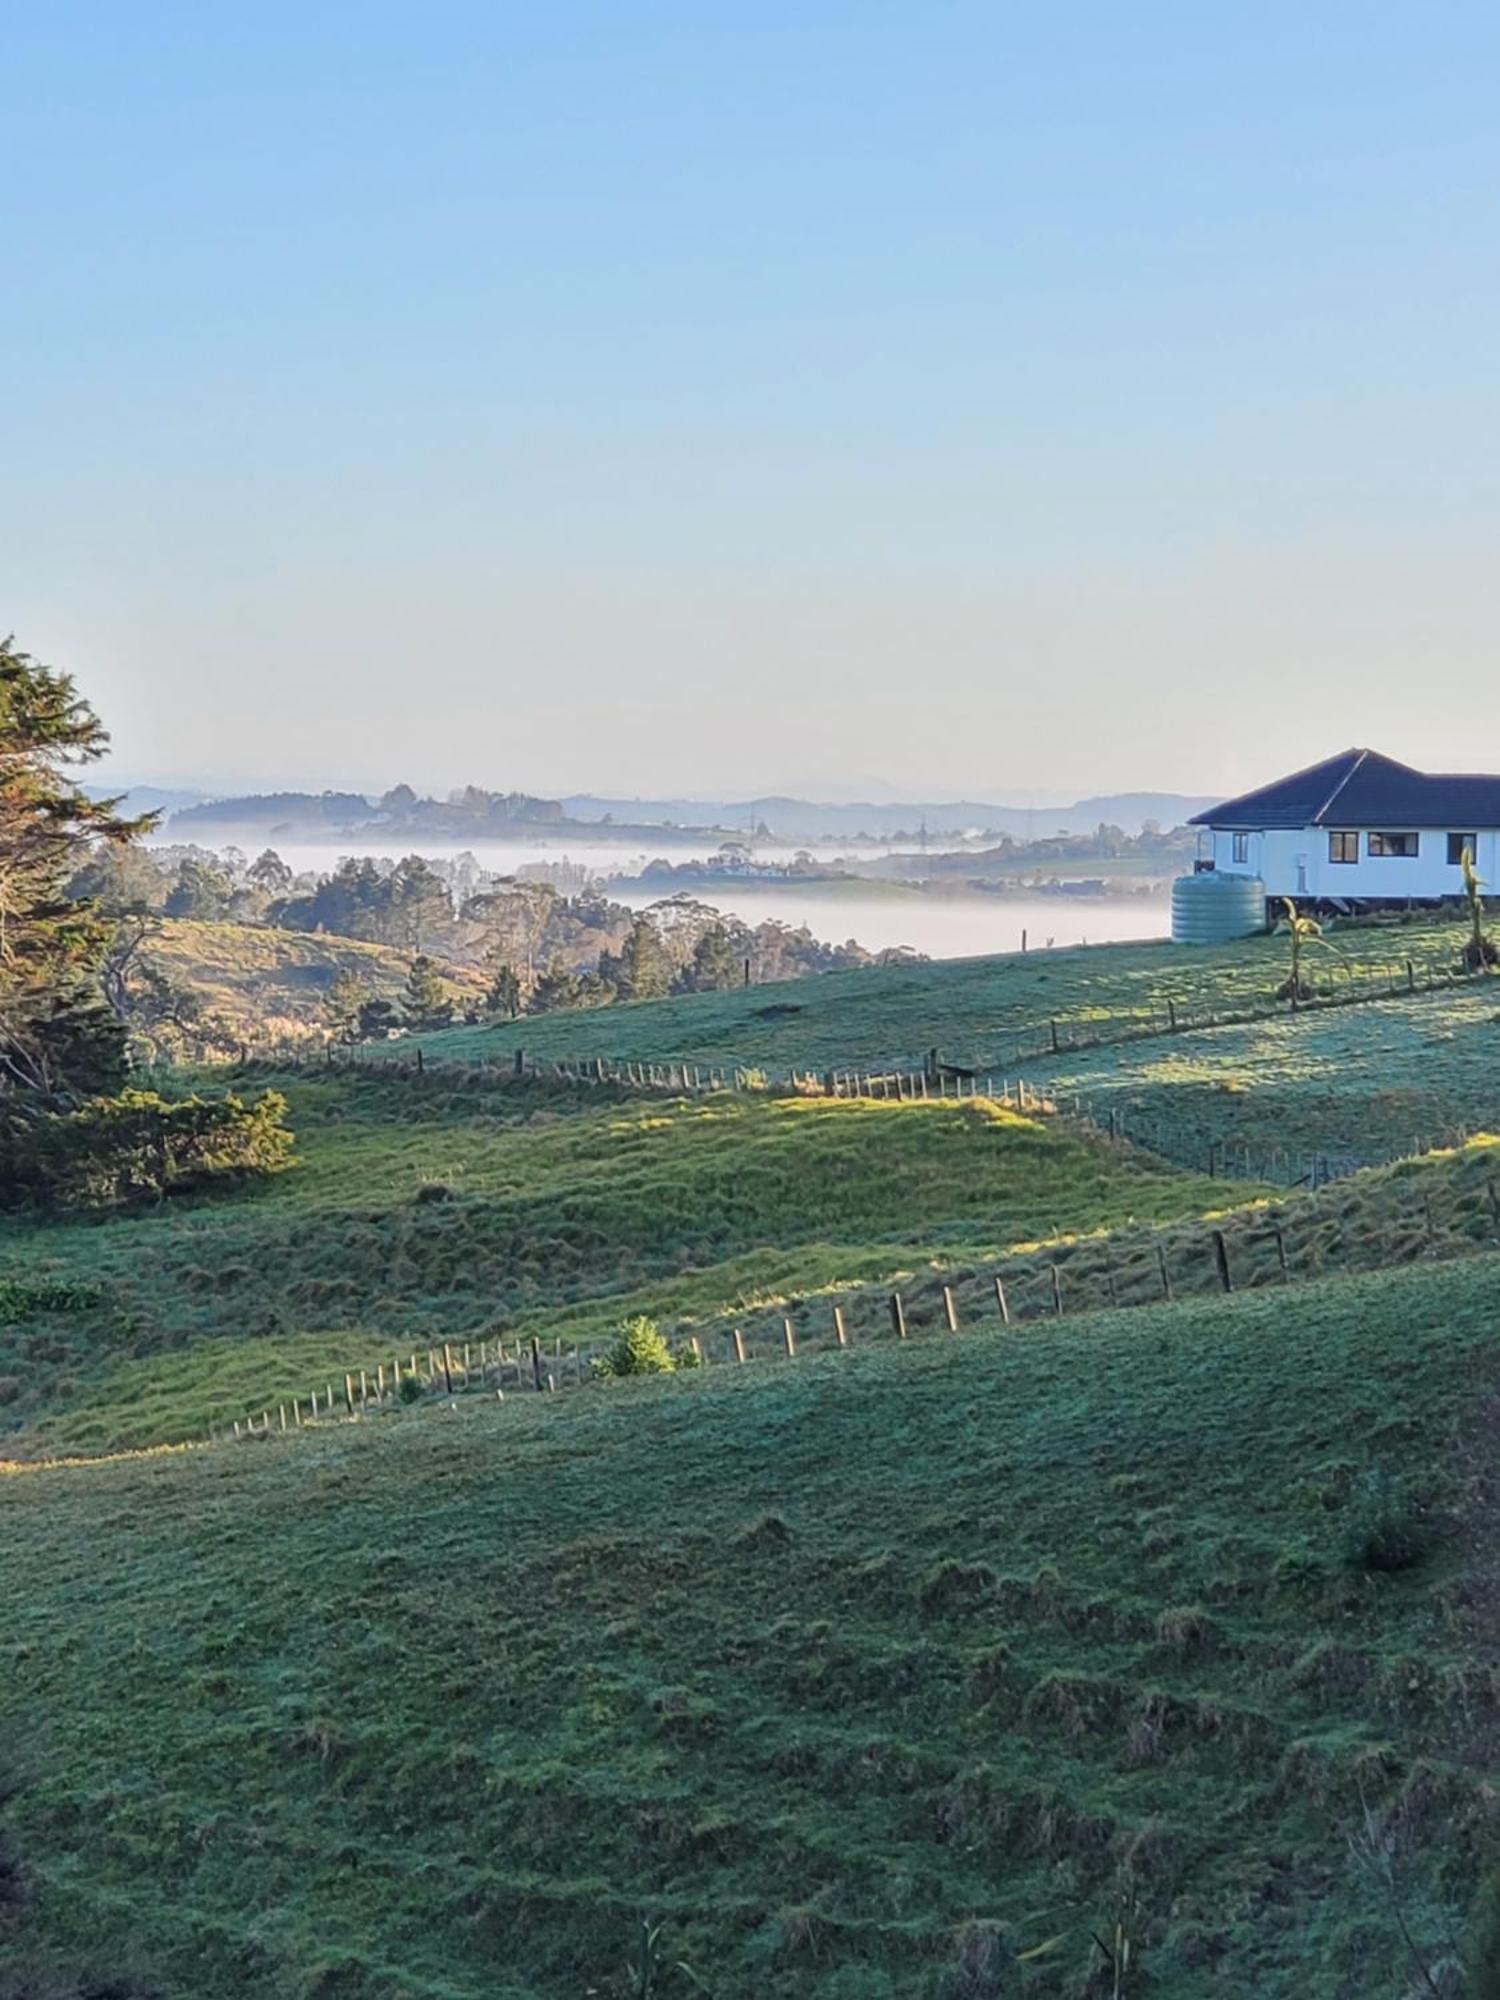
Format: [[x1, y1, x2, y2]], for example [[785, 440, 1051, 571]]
[[1448, 833, 1476, 866], [1368, 831, 1419, 858], [1328, 831, 1358, 864], [1231, 832, 1249, 864]]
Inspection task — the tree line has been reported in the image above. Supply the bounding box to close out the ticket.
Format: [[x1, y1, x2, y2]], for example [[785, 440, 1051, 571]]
[[66, 840, 922, 1043]]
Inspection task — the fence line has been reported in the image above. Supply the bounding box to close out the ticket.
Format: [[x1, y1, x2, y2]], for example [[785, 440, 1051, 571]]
[[222, 1036, 1474, 1199], [213, 1158, 1500, 1449], [232, 943, 1487, 1101]]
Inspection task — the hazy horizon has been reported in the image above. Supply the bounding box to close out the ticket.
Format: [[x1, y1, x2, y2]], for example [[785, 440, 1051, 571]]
[[10, 4, 1500, 800]]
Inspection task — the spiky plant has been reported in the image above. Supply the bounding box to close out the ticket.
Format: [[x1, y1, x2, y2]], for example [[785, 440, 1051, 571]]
[[1460, 847, 1498, 971], [1274, 899, 1339, 1006]]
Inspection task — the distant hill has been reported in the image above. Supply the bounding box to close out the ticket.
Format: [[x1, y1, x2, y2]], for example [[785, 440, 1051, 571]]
[[85, 784, 209, 821], [150, 784, 1216, 845], [562, 791, 1217, 840]]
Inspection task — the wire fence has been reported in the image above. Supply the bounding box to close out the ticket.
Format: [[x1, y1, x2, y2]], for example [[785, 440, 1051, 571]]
[[218, 1149, 1500, 1448]]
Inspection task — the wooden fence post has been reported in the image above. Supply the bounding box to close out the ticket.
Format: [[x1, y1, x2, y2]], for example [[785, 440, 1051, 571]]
[[942, 1284, 959, 1332], [993, 1275, 1010, 1325], [1050, 1266, 1063, 1317], [531, 1337, 545, 1392], [1157, 1246, 1172, 1301], [1273, 1224, 1289, 1282], [1212, 1230, 1233, 1293], [889, 1292, 908, 1339], [833, 1303, 848, 1346], [782, 1317, 797, 1357], [442, 1345, 454, 1394], [732, 1328, 747, 1364]]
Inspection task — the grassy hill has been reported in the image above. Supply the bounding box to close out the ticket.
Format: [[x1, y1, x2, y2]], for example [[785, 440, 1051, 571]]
[[7, 921, 1500, 1996], [1024, 983, 1500, 1172], [1, 1256, 1496, 1997], [392, 911, 1484, 1078], [0, 1071, 1231, 1458], [138, 920, 487, 1045]]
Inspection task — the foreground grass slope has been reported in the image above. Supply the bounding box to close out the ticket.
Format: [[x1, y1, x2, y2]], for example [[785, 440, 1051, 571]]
[[0, 1072, 1228, 1456], [394, 911, 1483, 1077], [2, 1258, 1496, 1997]]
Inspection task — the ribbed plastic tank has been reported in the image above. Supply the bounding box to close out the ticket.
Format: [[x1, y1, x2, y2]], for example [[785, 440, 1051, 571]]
[[1171, 872, 1266, 943]]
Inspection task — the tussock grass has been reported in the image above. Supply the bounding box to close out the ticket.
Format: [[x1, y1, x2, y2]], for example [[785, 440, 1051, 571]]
[[0, 1257, 1495, 1995]]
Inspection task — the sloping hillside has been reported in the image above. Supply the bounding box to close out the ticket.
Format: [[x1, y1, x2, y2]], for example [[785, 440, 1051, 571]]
[[393, 912, 1483, 1076], [0, 1071, 1230, 1456], [1, 1257, 1495, 1996], [137, 919, 487, 1045]]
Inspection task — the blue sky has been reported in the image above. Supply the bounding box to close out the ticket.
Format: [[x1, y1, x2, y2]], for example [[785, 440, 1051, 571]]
[[5, 2, 1499, 800]]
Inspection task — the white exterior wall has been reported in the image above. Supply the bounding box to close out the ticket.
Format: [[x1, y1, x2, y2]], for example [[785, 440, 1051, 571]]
[[1206, 825, 1497, 901]]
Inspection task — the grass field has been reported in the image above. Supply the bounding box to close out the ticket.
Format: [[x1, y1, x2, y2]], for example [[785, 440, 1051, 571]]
[[8, 921, 1500, 1997], [393, 911, 1486, 1078], [1027, 983, 1500, 1168], [2, 1255, 1496, 1997], [0, 1071, 1230, 1457]]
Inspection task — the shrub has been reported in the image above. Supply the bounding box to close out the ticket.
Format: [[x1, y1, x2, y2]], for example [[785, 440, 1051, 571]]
[[1343, 1473, 1434, 1575], [0, 1280, 104, 1318], [0, 1090, 296, 1212], [591, 1315, 676, 1379]]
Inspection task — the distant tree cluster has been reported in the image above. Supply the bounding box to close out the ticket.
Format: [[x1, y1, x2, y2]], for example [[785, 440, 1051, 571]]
[[169, 782, 564, 838]]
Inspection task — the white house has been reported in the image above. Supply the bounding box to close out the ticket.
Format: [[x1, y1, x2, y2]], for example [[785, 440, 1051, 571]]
[[1190, 748, 1500, 907]]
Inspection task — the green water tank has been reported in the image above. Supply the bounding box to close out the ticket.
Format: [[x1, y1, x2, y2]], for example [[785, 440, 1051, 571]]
[[1171, 871, 1266, 943]]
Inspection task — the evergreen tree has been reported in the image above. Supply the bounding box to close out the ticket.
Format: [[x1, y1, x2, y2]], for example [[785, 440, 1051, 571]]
[[402, 954, 454, 1031], [0, 636, 150, 1097], [66, 842, 168, 915], [677, 922, 738, 992], [485, 959, 522, 1018], [357, 995, 401, 1040], [324, 968, 366, 1040], [248, 848, 293, 896], [164, 855, 233, 919], [620, 914, 669, 1000]]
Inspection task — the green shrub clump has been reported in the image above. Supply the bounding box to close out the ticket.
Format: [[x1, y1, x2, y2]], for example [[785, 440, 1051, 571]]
[[1342, 1472, 1434, 1575], [592, 1315, 677, 1380], [0, 1089, 296, 1211]]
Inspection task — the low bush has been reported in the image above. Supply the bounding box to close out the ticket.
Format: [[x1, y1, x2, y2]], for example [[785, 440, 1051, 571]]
[[0, 1090, 295, 1212], [591, 1314, 676, 1379], [1343, 1473, 1434, 1575]]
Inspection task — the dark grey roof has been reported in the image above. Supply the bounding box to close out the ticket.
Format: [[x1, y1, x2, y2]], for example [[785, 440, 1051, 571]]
[[1190, 749, 1500, 830]]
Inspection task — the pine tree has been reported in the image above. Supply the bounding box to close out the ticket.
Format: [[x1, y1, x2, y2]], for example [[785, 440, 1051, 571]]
[[0, 636, 151, 1097], [679, 922, 738, 992], [402, 954, 455, 1031], [485, 959, 522, 1018], [620, 914, 669, 1000], [324, 968, 366, 1041]]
